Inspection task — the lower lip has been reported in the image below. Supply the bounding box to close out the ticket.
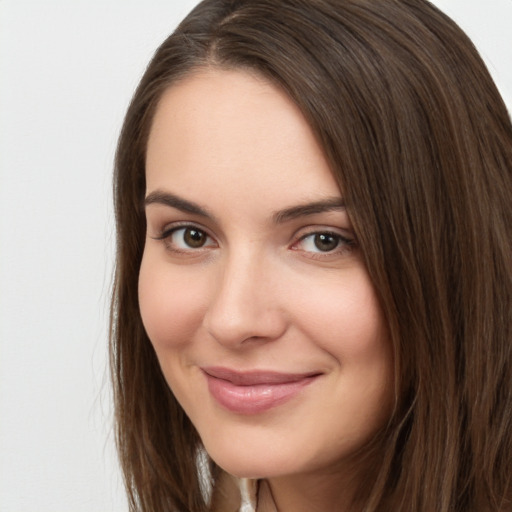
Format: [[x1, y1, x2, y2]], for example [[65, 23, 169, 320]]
[[204, 373, 318, 414]]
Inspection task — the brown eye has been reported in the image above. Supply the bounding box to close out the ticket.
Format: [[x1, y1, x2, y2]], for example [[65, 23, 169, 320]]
[[294, 231, 356, 257], [183, 228, 207, 248], [160, 226, 215, 251], [313, 233, 339, 252]]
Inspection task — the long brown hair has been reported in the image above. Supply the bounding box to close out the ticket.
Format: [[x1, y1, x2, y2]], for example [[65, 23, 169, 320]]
[[111, 0, 512, 510]]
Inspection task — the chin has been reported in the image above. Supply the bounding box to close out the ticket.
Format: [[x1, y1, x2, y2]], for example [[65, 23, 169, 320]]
[[204, 442, 286, 479], [204, 439, 316, 480]]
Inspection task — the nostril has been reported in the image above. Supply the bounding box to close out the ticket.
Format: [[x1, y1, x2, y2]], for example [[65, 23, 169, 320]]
[[203, 302, 286, 348], [202, 257, 288, 347]]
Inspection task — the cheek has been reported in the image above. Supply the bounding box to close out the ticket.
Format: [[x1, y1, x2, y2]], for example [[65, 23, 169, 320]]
[[138, 255, 208, 350], [296, 270, 388, 359]]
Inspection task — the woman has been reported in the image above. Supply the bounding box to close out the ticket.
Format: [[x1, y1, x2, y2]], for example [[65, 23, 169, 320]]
[[110, 0, 512, 510]]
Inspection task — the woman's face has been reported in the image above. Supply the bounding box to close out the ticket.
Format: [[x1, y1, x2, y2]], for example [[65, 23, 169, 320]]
[[139, 69, 394, 480]]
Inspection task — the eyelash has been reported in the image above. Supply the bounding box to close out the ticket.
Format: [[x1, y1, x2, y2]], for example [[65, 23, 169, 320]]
[[293, 230, 357, 258], [152, 223, 216, 254], [152, 223, 357, 258]]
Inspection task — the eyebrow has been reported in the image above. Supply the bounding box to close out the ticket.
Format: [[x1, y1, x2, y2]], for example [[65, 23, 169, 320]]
[[144, 190, 214, 219], [272, 197, 346, 223], [144, 190, 345, 223]]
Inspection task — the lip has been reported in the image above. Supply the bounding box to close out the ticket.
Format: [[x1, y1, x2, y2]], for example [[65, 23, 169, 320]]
[[202, 366, 321, 414]]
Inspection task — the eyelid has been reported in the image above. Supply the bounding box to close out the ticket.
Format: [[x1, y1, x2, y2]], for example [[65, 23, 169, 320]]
[[291, 224, 354, 242], [290, 226, 357, 257], [149, 220, 356, 259], [151, 221, 218, 253], [152, 220, 213, 240]]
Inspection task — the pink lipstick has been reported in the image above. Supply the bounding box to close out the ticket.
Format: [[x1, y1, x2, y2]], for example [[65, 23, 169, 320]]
[[202, 367, 320, 414]]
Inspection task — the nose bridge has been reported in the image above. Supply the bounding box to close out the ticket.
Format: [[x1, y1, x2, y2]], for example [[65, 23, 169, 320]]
[[204, 245, 285, 346]]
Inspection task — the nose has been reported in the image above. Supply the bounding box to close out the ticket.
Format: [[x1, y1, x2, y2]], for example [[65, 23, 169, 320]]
[[203, 251, 287, 348]]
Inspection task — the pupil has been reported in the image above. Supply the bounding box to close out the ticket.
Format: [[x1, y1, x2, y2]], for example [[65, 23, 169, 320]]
[[184, 228, 206, 248], [314, 233, 338, 252]]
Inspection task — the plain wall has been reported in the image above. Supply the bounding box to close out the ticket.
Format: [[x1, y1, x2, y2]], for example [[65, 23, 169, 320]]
[[0, 1, 510, 511]]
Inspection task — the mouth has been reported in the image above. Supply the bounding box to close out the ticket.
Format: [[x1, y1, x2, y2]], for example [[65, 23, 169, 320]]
[[201, 366, 322, 414]]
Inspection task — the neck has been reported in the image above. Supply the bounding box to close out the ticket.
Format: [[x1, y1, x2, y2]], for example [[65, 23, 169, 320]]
[[256, 440, 387, 512], [257, 470, 361, 512]]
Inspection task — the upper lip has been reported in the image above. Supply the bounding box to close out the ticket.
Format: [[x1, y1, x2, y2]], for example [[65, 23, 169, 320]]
[[202, 366, 322, 386]]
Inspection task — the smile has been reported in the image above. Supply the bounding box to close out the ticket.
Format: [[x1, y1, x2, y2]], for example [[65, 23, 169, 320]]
[[202, 367, 321, 414]]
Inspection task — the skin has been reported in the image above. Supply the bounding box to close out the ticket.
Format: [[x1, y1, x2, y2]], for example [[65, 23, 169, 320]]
[[139, 68, 394, 511]]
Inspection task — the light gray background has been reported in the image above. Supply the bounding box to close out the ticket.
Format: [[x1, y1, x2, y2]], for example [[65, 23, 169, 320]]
[[0, 1, 510, 511]]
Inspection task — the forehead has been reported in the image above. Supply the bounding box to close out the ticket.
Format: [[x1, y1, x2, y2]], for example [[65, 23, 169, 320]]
[[145, 68, 341, 213]]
